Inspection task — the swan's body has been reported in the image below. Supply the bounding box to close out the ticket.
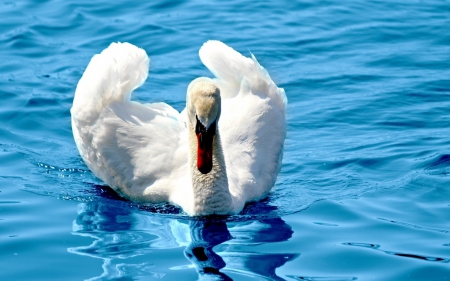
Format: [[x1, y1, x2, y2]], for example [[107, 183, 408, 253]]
[[71, 41, 287, 216]]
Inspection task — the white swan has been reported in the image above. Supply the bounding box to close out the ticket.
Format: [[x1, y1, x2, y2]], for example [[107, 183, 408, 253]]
[[71, 41, 287, 216]]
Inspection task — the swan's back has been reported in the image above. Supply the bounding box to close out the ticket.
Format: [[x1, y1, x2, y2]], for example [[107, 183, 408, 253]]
[[200, 41, 287, 206]]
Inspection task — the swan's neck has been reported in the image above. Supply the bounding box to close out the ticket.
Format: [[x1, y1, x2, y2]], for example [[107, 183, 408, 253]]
[[188, 124, 233, 215]]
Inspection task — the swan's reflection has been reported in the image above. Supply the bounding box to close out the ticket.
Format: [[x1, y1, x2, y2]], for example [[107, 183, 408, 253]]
[[185, 219, 297, 281], [184, 220, 231, 279], [69, 201, 298, 280]]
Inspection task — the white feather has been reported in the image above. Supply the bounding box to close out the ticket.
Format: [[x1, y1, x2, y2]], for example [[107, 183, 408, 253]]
[[199, 40, 287, 206], [71, 41, 287, 216]]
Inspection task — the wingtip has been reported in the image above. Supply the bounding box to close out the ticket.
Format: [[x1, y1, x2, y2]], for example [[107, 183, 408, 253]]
[[201, 40, 224, 47], [199, 40, 231, 56]]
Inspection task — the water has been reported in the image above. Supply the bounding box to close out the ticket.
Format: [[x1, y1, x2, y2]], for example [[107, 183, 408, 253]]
[[1, 0, 450, 280]]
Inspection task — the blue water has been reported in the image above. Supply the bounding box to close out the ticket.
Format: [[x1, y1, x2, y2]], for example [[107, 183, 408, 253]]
[[1, 0, 450, 280]]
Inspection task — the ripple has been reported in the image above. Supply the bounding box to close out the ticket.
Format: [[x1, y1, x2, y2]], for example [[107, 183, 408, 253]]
[[1, 0, 450, 279], [287, 276, 357, 281], [378, 218, 449, 234], [312, 222, 339, 227], [385, 252, 448, 263], [343, 242, 449, 263]]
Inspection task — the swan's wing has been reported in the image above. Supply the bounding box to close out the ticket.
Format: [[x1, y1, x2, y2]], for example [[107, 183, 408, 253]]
[[71, 42, 190, 206], [199, 41, 287, 205]]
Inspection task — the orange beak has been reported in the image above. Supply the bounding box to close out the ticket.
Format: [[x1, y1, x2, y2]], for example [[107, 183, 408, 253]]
[[196, 116, 216, 174]]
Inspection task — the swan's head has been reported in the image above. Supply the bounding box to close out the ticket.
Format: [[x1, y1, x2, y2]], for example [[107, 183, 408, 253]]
[[187, 77, 221, 175]]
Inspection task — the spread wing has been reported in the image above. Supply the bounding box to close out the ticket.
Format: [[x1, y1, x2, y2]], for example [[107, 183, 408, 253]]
[[199, 41, 287, 204], [71, 42, 190, 204]]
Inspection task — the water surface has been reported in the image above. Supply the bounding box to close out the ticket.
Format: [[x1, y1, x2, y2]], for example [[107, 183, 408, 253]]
[[1, 0, 450, 280]]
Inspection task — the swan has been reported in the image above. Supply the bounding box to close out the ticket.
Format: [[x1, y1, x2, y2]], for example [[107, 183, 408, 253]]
[[71, 41, 287, 216]]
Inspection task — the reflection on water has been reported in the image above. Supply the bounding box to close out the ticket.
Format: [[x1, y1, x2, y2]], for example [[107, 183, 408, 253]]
[[68, 203, 170, 280], [185, 219, 297, 280], [184, 220, 231, 280], [69, 202, 298, 280]]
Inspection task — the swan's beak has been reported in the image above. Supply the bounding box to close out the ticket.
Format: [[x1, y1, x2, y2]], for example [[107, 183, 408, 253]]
[[196, 116, 216, 174]]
